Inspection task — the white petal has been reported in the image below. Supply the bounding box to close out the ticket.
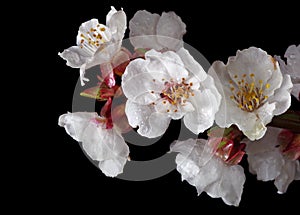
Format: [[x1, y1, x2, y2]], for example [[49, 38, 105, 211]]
[[58, 112, 98, 141], [242, 122, 267, 142], [58, 112, 129, 177], [129, 10, 162, 50], [106, 7, 126, 42], [227, 47, 274, 84], [177, 48, 207, 83], [86, 41, 121, 68], [121, 58, 164, 105], [285, 44, 300, 79], [245, 127, 300, 192], [125, 100, 171, 138], [79, 64, 89, 86], [256, 102, 276, 126], [145, 49, 188, 80], [291, 83, 300, 101], [275, 160, 296, 194], [184, 89, 219, 134], [171, 139, 201, 181], [154, 98, 191, 120], [295, 161, 300, 180], [217, 165, 245, 207], [268, 74, 293, 115], [247, 150, 284, 181], [264, 61, 283, 96], [58, 46, 91, 68], [245, 127, 284, 180], [106, 6, 118, 25], [156, 12, 186, 51], [245, 127, 282, 154], [208, 60, 233, 89], [171, 139, 245, 206]]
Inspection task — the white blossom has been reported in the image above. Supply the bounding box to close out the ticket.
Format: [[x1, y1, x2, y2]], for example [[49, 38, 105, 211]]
[[58, 6, 126, 86], [122, 48, 221, 138], [209, 47, 293, 141], [129, 10, 186, 51], [58, 112, 129, 177], [245, 127, 300, 194], [170, 139, 245, 206], [276, 44, 300, 100]]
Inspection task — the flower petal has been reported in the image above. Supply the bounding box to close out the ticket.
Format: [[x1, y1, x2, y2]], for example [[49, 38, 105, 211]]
[[285, 44, 300, 80], [275, 159, 297, 194], [245, 127, 282, 153], [256, 102, 276, 126], [106, 6, 117, 25], [81, 121, 129, 177], [245, 127, 284, 181], [227, 47, 274, 84], [171, 139, 245, 206], [58, 46, 91, 68], [106, 7, 126, 42], [154, 98, 193, 120], [248, 150, 284, 181], [121, 58, 165, 105], [184, 88, 219, 134], [156, 12, 186, 51], [177, 47, 207, 83], [145, 49, 188, 80], [268, 74, 293, 115], [129, 10, 162, 50], [58, 112, 129, 177], [291, 83, 300, 101], [58, 112, 98, 141], [125, 100, 171, 138], [245, 127, 300, 192]]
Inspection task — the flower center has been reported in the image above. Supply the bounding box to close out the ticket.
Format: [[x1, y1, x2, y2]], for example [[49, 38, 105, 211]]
[[79, 24, 107, 54], [160, 78, 194, 106], [229, 73, 270, 112]]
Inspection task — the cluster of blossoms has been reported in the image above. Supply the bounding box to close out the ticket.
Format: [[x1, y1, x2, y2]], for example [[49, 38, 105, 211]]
[[58, 6, 299, 206]]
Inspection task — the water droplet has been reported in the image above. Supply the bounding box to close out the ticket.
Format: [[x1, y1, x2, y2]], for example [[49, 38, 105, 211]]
[[289, 54, 295, 59]]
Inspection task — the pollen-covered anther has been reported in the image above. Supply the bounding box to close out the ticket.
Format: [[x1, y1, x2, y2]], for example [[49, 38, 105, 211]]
[[160, 79, 194, 106], [230, 73, 270, 112], [79, 26, 106, 53]]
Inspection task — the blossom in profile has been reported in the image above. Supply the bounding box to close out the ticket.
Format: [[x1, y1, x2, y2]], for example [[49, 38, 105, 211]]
[[129, 10, 186, 51], [276, 44, 300, 101], [209, 47, 293, 140], [122, 48, 221, 138], [59, 6, 127, 86], [245, 126, 300, 194], [170, 138, 246, 206], [58, 112, 129, 177]]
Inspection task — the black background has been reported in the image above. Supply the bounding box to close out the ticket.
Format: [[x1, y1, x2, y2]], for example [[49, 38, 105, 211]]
[[28, 0, 300, 212]]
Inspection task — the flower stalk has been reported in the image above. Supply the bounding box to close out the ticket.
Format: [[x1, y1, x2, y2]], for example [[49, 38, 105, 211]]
[[269, 110, 300, 133]]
